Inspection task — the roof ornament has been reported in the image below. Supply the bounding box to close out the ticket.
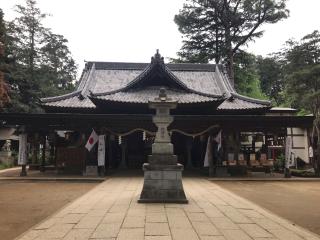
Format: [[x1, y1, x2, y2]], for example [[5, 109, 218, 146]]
[[159, 87, 167, 101], [151, 49, 164, 64], [152, 87, 174, 102], [228, 95, 235, 102], [78, 94, 85, 100]]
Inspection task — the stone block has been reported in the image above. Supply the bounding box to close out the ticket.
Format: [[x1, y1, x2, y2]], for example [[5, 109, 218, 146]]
[[143, 180, 162, 190], [163, 171, 177, 179], [161, 180, 182, 190], [84, 166, 98, 176], [145, 222, 170, 236], [148, 155, 177, 165], [138, 169, 188, 203], [152, 143, 174, 155], [146, 213, 167, 223], [149, 171, 162, 179]]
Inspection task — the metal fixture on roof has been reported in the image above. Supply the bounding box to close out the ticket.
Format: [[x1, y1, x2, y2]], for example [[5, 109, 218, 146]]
[[151, 49, 164, 64]]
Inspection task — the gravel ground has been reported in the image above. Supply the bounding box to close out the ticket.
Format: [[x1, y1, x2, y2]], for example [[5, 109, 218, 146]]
[[215, 181, 320, 235], [0, 181, 97, 240]]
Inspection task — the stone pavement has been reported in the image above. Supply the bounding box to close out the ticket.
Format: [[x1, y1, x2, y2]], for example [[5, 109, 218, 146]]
[[16, 176, 320, 240]]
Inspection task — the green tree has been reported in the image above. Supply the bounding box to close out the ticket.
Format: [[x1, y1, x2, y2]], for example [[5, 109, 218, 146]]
[[256, 55, 284, 105], [283, 31, 320, 174], [9, 0, 47, 79], [39, 32, 77, 96], [174, 0, 289, 85], [234, 52, 267, 99], [2, 0, 77, 112], [0, 9, 12, 109]]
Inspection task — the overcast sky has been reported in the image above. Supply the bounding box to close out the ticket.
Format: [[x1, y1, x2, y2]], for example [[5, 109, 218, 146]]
[[2, 0, 320, 75]]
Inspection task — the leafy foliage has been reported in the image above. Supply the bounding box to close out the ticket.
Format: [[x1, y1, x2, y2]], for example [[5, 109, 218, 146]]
[[256, 55, 284, 105], [1, 0, 77, 113], [272, 30, 320, 174], [234, 52, 267, 99], [0, 9, 11, 107], [283, 31, 320, 114], [174, 0, 289, 84]]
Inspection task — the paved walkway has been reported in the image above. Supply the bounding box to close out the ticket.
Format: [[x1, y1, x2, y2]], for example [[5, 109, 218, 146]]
[[16, 176, 320, 240]]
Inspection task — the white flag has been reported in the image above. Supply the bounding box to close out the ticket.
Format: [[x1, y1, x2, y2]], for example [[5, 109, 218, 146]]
[[18, 133, 28, 165], [203, 136, 212, 167], [85, 130, 99, 151], [285, 136, 293, 167], [97, 135, 106, 166], [214, 130, 222, 150]]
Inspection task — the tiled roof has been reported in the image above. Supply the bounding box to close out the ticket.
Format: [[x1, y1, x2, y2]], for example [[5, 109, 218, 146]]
[[92, 62, 216, 72], [92, 87, 218, 104], [43, 94, 96, 109], [41, 51, 271, 112], [218, 97, 270, 110]]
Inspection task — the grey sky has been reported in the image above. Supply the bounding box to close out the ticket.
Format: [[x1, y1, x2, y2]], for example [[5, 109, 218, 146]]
[[2, 0, 320, 74]]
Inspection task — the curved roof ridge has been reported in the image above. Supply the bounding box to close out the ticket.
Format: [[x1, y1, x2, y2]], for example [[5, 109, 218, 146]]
[[41, 64, 95, 103], [41, 90, 82, 103], [121, 51, 191, 92], [86, 61, 216, 72], [91, 66, 223, 99], [215, 64, 271, 106], [230, 92, 271, 105], [80, 63, 95, 98], [92, 51, 224, 99], [93, 85, 222, 98], [89, 87, 223, 105], [214, 65, 232, 98], [76, 65, 91, 91], [92, 85, 223, 99]]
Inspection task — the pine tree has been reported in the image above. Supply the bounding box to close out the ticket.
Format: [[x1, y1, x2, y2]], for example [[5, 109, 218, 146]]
[[0, 9, 10, 109], [3, 0, 77, 112], [174, 0, 289, 86]]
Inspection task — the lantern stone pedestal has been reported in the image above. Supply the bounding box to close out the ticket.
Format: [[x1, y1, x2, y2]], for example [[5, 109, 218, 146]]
[[138, 88, 188, 203]]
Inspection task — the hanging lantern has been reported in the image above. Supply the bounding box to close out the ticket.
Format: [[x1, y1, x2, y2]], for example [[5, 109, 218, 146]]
[[118, 136, 122, 145]]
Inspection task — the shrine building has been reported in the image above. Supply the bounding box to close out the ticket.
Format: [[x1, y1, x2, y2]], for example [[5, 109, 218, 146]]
[[0, 50, 313, 176]]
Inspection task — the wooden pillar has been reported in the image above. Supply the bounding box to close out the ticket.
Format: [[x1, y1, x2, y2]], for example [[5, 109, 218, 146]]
[[185, 137, 193, 169], [107, 135, 113, 169], [119, 137, 127, 169], [234, 131, 241, 160], [31, 133, 39, 165], [40, 134, 46, 172]]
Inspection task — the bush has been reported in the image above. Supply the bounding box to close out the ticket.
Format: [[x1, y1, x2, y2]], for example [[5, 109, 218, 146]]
[[290, 169, 316, 178], [274, 154, 285, 171], [0, 162, 14, 170]]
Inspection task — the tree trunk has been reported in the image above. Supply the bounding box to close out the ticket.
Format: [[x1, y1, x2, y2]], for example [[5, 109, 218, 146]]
[[228, 49, 235, 87], [29, 27, 35, 81], [225, 26, 234, 86]]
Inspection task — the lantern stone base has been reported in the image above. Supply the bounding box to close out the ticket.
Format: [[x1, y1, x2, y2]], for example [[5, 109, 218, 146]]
[[138, 163, 188, 203]]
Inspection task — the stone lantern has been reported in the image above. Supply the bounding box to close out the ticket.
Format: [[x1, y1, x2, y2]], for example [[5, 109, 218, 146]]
[[138, 88, 188, 203]]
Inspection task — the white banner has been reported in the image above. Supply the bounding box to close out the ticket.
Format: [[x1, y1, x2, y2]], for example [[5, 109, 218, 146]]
[[203, 136, 212, 167], [285, 136, 293, 168], [18, 133, 28, 165], [97, 135, 106, 166]]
